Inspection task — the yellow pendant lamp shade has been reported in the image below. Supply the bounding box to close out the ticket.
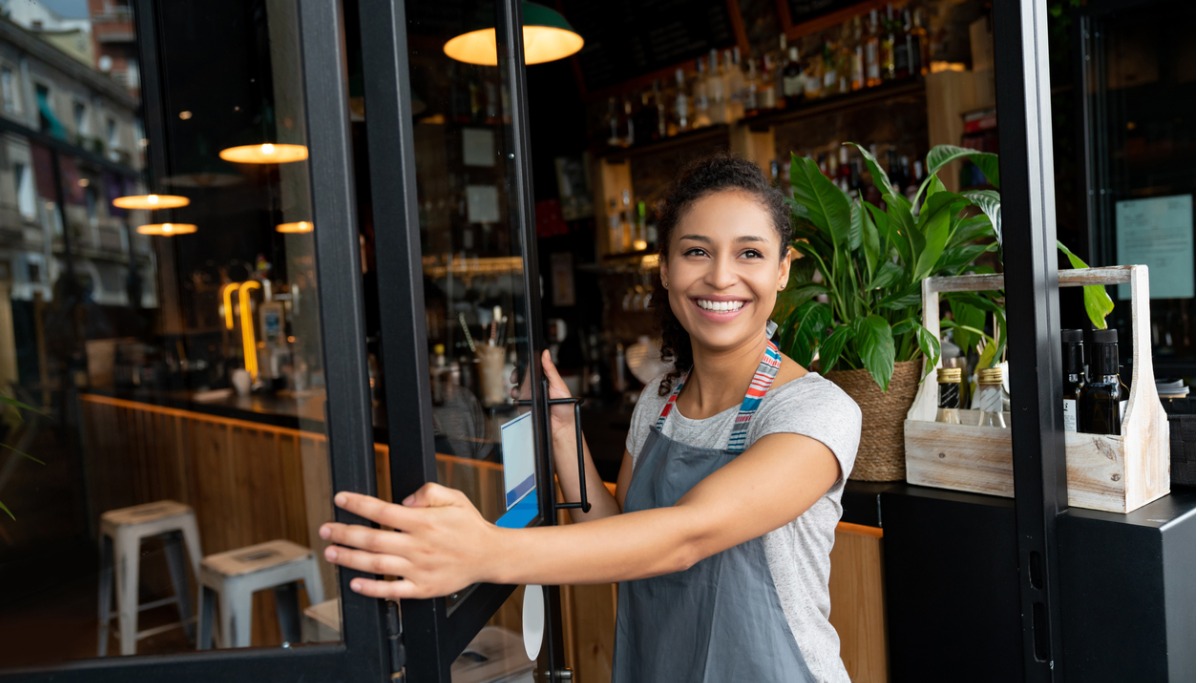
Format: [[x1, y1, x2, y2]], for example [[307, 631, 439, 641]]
[[444, 2, 582, 66], [136, 222, 198, 236], [275, 220, 314, 233], [218, 142, 309, 164], [112, 193, 191, 210]]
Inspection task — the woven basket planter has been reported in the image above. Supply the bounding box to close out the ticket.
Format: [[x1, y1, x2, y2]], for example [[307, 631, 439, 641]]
[[827, 359, 921, 482]]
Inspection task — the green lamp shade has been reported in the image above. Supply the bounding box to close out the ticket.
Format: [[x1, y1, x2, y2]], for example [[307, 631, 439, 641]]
[[443, 2, 583, 66]]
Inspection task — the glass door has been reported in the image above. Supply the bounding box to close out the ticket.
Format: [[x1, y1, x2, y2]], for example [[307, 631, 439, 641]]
[[0, 1, 391, 680], [357, 0, 568, 680]]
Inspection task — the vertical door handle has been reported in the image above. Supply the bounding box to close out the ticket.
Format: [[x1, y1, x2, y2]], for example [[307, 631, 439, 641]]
[[517, 378, 590, 514]]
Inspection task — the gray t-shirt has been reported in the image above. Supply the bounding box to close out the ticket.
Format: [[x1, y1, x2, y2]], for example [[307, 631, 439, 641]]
[[625, 371, 861, 683]]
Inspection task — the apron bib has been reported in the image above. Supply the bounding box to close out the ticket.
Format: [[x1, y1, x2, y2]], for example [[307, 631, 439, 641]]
[[613, 342, 815, 683]]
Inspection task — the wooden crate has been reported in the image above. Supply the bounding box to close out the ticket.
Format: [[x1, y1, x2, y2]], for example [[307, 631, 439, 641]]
[[904, 266, 1170, 513]]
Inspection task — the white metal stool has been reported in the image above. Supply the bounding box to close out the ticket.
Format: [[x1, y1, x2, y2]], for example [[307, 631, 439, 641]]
[[196, 539, 325, 649], [97, 500, 203, 656]]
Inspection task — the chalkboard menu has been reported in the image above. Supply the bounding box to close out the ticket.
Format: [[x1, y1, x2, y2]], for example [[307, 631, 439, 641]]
[[569, 0, 735, 94], [786, 0, 859, 26]]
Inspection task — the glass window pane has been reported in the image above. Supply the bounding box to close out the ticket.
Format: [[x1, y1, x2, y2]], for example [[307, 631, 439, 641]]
[[0, 0, 349, 665]]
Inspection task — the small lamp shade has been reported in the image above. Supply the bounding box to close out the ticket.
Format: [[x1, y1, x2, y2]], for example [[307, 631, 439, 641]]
[[276, 221, 314, 234], [113, 193, 191, 210], [444, 2, 582, 66], [136, 222, 198, 236], [218, 142, 309, 164]]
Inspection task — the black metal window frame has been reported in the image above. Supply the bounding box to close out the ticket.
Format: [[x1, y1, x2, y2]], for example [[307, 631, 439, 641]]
[[993, 1, 1069, 679]]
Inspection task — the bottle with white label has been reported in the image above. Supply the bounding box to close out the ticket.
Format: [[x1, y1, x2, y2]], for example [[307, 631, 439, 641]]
[[1061, 329, 1085, 432]]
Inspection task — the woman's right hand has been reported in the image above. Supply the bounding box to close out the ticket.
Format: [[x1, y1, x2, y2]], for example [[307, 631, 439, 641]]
[[540, 350, 578, 440], [508, 350, 578, 442]]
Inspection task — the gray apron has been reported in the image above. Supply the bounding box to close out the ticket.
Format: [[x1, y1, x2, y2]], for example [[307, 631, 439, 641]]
[[613, 342, 815, 683]]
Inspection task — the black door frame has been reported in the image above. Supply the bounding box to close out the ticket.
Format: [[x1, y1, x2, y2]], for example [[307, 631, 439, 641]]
[[359, 0, 567, 679], [0, 1, 394, 680]]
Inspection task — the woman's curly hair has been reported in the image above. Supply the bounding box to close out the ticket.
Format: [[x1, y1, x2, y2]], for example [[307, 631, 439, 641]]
[[652, 154, 792, 396]]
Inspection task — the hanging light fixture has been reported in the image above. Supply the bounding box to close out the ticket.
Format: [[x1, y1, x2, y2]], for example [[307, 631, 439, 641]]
[[112, 193, 191, 210], [136, 222, 198, 236], [443, 2, 583, 66], [218, 142, 309, 165], [275, 220, 313, 233]]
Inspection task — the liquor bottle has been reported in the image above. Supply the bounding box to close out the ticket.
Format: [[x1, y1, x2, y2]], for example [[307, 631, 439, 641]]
[[821, 39, 838, 96], [706, 49, 728, 124], [895, 8, 914, 79], [837, 146, 852, 193], [974, 367, 1008, 428], [850, 16, 865, 91], [619, 189, 634, 251], [606, 97, 621, 147], [672, 68, 689, 134], [623, 96, 635, 147], [1079, 329, 1123, 435], [880, 5, 896, 81], [653, 80, 668, 139], [1061, 329, 1086, 432], [911, 9, 930, 76], [691, 58, 712, 128], [782, 46, 805, 106], [743, 57, 761, 117], [775, 33, 789, 106], [727, 48, 746, 120], [864, 10, 882, 88], [759, 54, 779, 110], [936, 367, 963, 424]]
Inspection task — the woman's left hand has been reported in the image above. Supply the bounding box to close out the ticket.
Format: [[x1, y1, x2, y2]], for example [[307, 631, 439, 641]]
[[319, 484, 501, 600]]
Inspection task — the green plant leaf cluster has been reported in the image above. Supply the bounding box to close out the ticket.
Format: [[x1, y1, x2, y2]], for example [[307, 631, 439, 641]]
[[774, 144, 1005, 392]]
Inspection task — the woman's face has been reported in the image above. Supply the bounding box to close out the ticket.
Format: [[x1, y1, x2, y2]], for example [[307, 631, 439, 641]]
[[660, 189, 789, 355]]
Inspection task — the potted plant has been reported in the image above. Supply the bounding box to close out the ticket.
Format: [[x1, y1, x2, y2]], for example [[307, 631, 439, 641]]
[[774, 143, 1111, 481], [773, 143, 1004, 480]]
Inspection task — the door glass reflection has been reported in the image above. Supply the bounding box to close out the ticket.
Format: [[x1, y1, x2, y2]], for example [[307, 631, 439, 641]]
[[0, 0, 345, 665]]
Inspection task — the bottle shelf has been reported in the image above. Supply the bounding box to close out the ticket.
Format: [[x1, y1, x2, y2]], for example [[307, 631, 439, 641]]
[[740, 76, 927, 132], [598, 124, 730, 164]]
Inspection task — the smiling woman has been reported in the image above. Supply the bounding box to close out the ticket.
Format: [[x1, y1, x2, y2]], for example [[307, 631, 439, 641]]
[[321, 155, 863, 683]]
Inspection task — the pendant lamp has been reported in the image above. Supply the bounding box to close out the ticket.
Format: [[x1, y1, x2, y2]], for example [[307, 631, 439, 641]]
[[443, 2, 582, 66], [136, 222, 198, 236], [218, 142, 309, 164], [275, 220, 313, 234], [113, 193, 190, 210]]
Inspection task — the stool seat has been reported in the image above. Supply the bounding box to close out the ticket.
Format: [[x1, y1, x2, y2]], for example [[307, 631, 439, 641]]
[[197, 539, 324, 649], [97, 500, 202, 656]]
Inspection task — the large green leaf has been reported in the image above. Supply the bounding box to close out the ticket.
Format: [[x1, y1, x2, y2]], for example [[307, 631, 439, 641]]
[[925, 145, 1001, 188], [781, 300, 832, 368], [847, 198, 863, 251], [791, 155, 852, 246], [919, 171, 948, 212], [1056, 241, 1115, 329], [885, 194, 922, 267], [863, 200, 899, 256], [877, 289, 922, 311], [915, 325, 942, 375], [846, 143, 901, 204], [0, 500, 12, 521], [818, 324, 854, 373], [947, 213, 997, 249], [867, 261, 906, 291], [913, 193, 964, 282], [853, 314, 896, 392], [962, 190, 1002, 247], [948, 295, 989, 357], [938, 244, 995, 275], [858, 194, 881, 277]]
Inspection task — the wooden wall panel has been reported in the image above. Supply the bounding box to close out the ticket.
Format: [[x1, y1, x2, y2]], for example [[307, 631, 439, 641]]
[[830, 523, 889, 682]]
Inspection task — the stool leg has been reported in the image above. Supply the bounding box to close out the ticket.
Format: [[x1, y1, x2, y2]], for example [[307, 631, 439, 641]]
[[197, 584, 216, 650], [179, 513, 202, 580], [97, 534, 114, 656], [163, 531, 195, 643], [274, 582, 301, 644], [303, 556, 326, 605], [220, 583, 253, 648], [114, 528, 140, 656]]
